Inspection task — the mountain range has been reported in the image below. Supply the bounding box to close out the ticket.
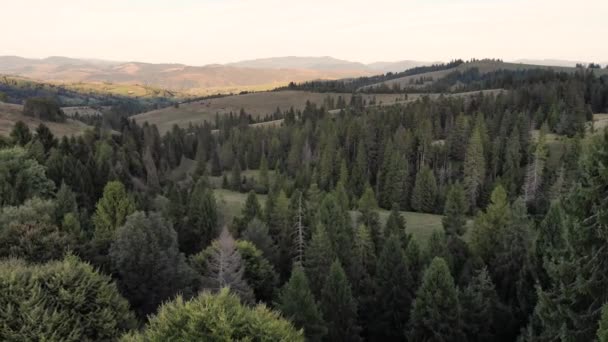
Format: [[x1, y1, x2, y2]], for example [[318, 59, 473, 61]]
[[0, 56, 605, 95], [0, 56, 434, 94]]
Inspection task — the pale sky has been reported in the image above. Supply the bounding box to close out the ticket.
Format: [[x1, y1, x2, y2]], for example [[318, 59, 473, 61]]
[[2, 0, 607, 65]]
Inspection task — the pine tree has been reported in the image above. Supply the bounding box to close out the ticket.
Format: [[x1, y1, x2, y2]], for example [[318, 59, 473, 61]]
[[443, 182, 468, 236], [471, 185, 511, 265], [370, 234, 413, 341], [184, 178, 218, 255], [531, 131, 608, 341], [10, 121, 32, 146], [384, 203, 408, 248], [321, 260, 361, 342], [491, 198, 536, 335], [304, 224, 336, 297], [234, 190, 262, 236], [405, 238, 424, 289], [464, 125, 486, 210], [411, 164, 438, 213], [268, 190, 292, 280], [110, 211, 197, 317], [318, 193, 354, 279], [460, 267, 501, 342], [92, 181, 135, 250], [408, 257, 463, 341], [276, 265, 327, 341], [358, 183, 383, 254], [241, 218, 278, 266]]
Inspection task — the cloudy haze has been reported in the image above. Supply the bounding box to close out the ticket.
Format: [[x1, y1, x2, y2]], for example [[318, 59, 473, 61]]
[[2, 0, 607, 65]]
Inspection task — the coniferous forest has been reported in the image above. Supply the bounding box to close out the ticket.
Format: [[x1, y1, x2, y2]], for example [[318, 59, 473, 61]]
[[2, 66, 608, 341]]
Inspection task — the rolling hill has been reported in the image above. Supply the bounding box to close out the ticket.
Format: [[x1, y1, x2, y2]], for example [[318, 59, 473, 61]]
[[0, 56, 378, 95], [0, 101, 91, 137], [360, 59, 608, 91]]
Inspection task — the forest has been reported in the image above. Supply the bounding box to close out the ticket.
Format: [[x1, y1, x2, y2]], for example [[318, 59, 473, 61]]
[[1, 66, 608, 341]]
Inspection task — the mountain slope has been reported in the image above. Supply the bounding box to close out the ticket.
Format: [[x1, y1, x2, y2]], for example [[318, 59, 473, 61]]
[[0, 56, 375, 95]]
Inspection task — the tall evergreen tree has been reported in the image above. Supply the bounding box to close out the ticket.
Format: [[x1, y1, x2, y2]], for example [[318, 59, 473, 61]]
[[460, 267, 502, 342], [443, 182, 468, 236], [464, 125, 486, 210], [384, 203, 408, 248], [110, 211, 197, 317], [320, 260, 361, 342], [471, 185, 511, 265], [370, 234, 413, 341], [408, 257, 463, 342], [304, 224, 336, 297], [531, 131, 608, 341], [358, 183, 383, 254], [411, 164, 438, 213], [276, 265, 327, 341], [184, 178, 218, 255]]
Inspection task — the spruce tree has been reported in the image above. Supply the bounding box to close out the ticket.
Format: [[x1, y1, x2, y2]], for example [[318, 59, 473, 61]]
[[411, 164, 438, 213], [471, 185, 511, 265], [276, 265, 327, 341], [358, 183, 383, 254], [384, 203, 408, 248], [110, 211, 197, 317], [531, 131, 608, 341], [443, 182, 468, 236], [304, 224, 336, 297], [464, 125, 486, 210], [321, 260, 361, 342], [370, 234, 413, 341], [184, 178, 218, 254], [408, 257, 463, 341], [460, 267, 501, 342]]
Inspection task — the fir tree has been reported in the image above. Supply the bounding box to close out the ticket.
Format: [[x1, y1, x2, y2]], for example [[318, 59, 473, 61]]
[[184, 178, 218, 255], [304, 224, 336, 297], [464, 125, 486, 210], [411, 164, 438, 213], [408, 257, 463, 341], [321, 260, 361, 342], [276, 265, 327, 341], [384, 203, 408, 248], [460, 267, 502, 342], [443, 182, 468, 236], [370, 234, 413, 341]]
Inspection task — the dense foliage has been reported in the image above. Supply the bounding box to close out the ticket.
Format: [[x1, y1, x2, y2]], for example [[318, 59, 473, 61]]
[[1, 64, 608, 340]]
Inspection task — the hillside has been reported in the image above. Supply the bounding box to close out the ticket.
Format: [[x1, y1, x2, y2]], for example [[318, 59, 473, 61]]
[[0, 101, 90, 137], [361, 60, 608, 91], [133, 91, 418, 133], [0, 56, 376, 95]]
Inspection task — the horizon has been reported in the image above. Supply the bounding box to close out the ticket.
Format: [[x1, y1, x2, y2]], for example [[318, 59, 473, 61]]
[[2, 0, 607, 66]]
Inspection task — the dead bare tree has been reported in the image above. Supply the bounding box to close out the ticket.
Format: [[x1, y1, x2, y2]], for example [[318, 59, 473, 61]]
[[203, 226, 253, 303]]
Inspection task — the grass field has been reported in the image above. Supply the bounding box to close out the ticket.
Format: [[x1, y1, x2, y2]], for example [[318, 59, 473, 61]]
[[212, 187, 446, 246], [134, 90, 416, 133], [0, 102, 91, 137]]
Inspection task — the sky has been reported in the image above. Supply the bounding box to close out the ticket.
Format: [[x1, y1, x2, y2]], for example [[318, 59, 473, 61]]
[[2, 0, 607, 66]]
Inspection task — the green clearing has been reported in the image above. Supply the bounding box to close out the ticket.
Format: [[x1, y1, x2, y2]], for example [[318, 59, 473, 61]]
[[212, 187, 447, 246]]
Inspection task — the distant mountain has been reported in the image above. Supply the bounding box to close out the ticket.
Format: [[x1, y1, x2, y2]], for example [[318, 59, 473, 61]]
[[0, 56, 378, 94], [229, 56, 437, 74], [228, 56, 370, 71]]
